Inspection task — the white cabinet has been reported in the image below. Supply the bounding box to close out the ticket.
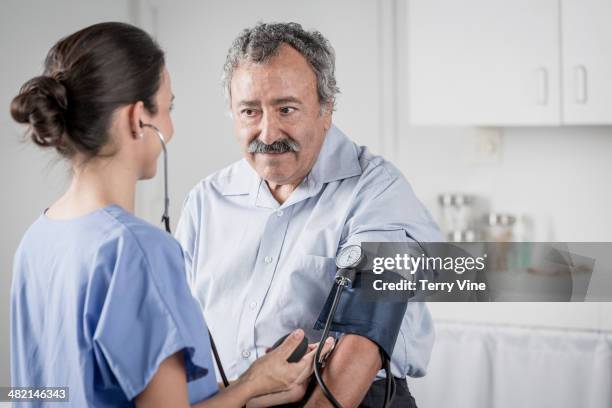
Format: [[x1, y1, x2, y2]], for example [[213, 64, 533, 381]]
[[562, 0, 612, 124], [407, 0, 612, 126]]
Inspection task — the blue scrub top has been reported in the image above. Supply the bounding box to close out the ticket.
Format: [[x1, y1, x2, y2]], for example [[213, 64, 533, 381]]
[[10, 205, 219, 407]]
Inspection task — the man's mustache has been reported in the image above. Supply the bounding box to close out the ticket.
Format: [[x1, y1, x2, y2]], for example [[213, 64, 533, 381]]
[[247, 138, 301, 154]]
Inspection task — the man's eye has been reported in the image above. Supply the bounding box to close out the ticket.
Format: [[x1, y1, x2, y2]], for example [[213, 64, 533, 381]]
[[169, 103, 175, 112], [242, 109, 257, 117], [280, 107, 296, 114]]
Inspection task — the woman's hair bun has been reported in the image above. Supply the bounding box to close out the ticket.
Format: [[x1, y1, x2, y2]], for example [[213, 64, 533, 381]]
[[10, 75, 68, 151], [10, 22, 165, 159]]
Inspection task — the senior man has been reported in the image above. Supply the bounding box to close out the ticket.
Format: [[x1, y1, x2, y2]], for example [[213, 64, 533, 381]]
[[176, 22, 441, 407]]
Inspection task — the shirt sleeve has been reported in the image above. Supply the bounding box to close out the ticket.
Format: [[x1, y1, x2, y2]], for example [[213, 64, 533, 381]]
[[175, 189, 201, 289], [90, 228, 216, 400], [341, 163, 442, 378]]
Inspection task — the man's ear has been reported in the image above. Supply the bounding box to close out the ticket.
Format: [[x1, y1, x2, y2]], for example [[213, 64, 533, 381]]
[[129, 101, 145, 139]]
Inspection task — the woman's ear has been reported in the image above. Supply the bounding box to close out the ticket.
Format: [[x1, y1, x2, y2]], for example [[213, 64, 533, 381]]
[[129, 101, 145, 139]]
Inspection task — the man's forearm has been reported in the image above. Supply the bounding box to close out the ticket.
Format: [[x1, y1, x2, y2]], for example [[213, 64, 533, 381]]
[[304, 334, 382, 408]]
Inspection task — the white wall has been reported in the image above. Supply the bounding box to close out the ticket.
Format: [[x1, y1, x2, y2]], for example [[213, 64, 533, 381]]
[[0, 0, 134, 387], [397, 126, 612, 242]]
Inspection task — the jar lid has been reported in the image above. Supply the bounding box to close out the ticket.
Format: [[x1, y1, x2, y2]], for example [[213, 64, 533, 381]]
[[438, 193, 475, 207], [447, 229, 478, 242], [484, 213, 516, 226]]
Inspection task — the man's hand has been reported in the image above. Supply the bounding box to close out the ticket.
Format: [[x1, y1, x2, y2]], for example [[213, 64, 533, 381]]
[[304, 334, 382, 408]]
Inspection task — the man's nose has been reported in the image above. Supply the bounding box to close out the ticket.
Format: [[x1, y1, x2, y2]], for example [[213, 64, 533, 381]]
[[257, 111, 282, 145]]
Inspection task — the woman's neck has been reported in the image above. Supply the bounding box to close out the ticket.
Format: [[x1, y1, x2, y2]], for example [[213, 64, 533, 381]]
[[46, 157, 138, 219]]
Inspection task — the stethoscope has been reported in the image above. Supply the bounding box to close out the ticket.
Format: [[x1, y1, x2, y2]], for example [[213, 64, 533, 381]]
[[140, 121, 170, 232], [140, 121, 231, 389]]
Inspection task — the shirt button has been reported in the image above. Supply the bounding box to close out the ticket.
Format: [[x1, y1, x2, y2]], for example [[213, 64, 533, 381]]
[[242, 350, 251, 359], [249, 301, 257, 310], [276, 210, 284, 217], [264, 256, 273, 264]]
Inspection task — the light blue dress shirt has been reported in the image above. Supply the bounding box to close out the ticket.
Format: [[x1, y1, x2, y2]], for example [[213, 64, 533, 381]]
[[175, 125, 443, 380], [11, 205, 218, 407]]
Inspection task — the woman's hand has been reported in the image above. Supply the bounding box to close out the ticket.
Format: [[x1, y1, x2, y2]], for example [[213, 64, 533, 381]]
[[239, 329, 312, 396], [245, 382, 309, 408], [245, 336, 336, 407], [135, 335, 335, 408]]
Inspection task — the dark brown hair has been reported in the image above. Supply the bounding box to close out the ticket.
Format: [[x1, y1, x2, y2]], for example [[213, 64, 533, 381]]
[[10, 22, 165, 158]]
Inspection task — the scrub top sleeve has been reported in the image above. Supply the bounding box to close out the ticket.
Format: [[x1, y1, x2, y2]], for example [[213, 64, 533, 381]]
[[92, 232, 214, 401]]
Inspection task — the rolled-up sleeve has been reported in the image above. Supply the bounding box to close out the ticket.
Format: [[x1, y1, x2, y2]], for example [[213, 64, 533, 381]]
[[340, 162, 443, 378]]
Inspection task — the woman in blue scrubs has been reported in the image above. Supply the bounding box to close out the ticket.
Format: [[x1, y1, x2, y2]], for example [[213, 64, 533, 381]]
[[9, 22, 326, 407]]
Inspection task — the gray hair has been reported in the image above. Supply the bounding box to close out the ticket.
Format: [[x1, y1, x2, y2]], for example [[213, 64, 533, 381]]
[[222, 22, 340, 113]]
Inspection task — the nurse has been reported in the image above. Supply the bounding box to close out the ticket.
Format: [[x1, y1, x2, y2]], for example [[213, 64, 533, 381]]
[[9, 22, 327, 407]]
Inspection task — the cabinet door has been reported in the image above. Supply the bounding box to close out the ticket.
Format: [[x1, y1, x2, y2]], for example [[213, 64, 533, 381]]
[[562, 0, 612, 124], [408, 0, 560, 125]]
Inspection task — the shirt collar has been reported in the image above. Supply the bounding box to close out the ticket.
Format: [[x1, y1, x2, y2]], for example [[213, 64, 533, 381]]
[[220, 124, 362, 203], [219, 158, 258, 196], [307, 124, 362, 185]]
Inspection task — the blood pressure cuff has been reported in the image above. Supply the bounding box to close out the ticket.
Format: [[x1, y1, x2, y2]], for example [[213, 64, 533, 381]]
[[313, 270, 408, 359]]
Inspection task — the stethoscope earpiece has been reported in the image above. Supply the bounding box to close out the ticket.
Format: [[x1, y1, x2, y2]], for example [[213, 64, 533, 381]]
[[139, 121, 170, 233]]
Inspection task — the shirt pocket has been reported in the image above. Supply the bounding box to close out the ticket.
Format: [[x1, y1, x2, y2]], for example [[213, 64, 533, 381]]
[[275, 254, 337, 330]]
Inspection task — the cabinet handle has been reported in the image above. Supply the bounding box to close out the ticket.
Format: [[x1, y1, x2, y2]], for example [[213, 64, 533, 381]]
[[574, 65, 588, 104], [536, 67, 549, 106]]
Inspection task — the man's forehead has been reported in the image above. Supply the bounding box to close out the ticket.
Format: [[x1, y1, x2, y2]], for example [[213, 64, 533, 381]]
[[230, 59, 317, 105]]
